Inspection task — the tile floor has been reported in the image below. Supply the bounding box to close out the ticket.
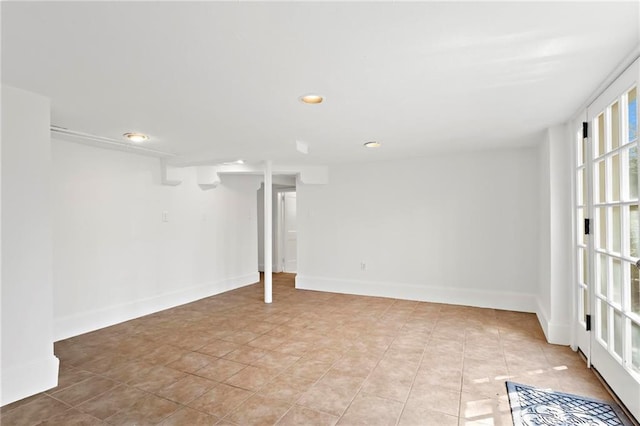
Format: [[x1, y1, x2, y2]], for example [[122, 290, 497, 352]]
[[0, 273, 613, 425]]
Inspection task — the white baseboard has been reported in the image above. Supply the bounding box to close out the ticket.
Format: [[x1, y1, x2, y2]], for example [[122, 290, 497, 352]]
[[54, 272, 259, 341], [1, 355, 59, 406], [295, 275, 537, 313], [536, 299, 571, 345]]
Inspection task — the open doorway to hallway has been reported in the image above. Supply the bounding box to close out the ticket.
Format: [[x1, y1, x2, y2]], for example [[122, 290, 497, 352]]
[[280, 192, 297, 273], [257, 179, 297, 274]]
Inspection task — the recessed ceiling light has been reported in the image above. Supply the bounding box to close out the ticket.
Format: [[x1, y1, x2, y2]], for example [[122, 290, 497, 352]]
[[123, 132, 149, 143], [300, 94, 324, 104], [222, 159, 245, 165], [364, 141, 382, 148]]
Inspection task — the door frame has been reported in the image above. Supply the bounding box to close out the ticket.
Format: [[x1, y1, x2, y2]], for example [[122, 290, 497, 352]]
[[572, 108, 591, 360], [579, 58, 640, 420], [276, 187, 296, 273]]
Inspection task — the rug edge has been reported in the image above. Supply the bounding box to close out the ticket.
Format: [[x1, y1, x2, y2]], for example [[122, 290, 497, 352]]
[[504, 381, 635, 426]]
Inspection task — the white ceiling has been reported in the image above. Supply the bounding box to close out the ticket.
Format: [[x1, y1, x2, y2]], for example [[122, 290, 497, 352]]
[[2, 1, 639, 166]]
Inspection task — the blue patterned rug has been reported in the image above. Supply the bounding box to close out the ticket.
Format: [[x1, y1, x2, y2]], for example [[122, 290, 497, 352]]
[[506, 381, 635, 426]]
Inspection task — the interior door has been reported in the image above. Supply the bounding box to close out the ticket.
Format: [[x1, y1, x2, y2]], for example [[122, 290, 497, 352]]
[[586, 58, 639, 420], [575, 114, 591, 360], [283, 192, 297, 273]]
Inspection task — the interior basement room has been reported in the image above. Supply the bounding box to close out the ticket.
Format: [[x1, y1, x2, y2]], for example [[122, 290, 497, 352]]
[[2, 1, 640, 425]]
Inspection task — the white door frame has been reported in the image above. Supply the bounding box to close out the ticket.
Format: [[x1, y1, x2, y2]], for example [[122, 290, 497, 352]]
[[275, 187, 296, 273], [582, 58, 640, 420], [573, 109, 591, 361]]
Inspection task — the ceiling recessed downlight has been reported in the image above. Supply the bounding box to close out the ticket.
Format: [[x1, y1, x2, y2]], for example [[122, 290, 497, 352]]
[[300, 94, 324, 104], [123, 132, 149, 143], [364, 141, 382, 148], [222, 159, 245, 165]]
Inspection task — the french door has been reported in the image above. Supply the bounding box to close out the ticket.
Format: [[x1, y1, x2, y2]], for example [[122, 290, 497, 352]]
[[576, 59, 640, 420]]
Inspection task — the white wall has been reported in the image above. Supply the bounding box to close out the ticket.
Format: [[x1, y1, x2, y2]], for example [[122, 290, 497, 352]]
[[537, 125, 573, 345], [296, 147, 540, 312], [538, 136, 552, 321], [1, 86, 59, 405], [51, 140, 259, 340]]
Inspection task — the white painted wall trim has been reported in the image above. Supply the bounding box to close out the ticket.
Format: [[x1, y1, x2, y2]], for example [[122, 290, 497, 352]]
[[51, 126, 175, 158], [0, 355, 59, 406], [54, 272, 259, 341], [296, 275, 537, 313], [536, 298, 571, 345]]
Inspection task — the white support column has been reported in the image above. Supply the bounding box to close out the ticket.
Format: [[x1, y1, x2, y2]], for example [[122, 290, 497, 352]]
[[264, 160, 273, 304]]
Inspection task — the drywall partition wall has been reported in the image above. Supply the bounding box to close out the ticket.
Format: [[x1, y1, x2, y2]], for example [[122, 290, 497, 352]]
[[296, 147, 540, 312], [537, 125, 573, 345], [1, 86, 59, 405], [51, 140, 259, 341]]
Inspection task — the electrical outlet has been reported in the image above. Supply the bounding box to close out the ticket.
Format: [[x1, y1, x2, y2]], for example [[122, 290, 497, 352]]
[[162, 210, 169, 222], [360, 262, 366, 271]]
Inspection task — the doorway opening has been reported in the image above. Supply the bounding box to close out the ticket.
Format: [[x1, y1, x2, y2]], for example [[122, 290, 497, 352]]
[[257, 178, 297, 274]]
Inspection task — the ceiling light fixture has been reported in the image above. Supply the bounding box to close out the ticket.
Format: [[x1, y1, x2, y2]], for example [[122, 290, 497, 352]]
[[299, 94, 324, 104], [222, 159, 245, 165], [123, 132, 149, 143], [364, 141, 382, 148]]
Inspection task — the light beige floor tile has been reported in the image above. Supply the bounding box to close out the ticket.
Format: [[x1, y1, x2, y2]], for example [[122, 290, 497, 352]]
[[399, 403, 459, 426], [337, 394, 403, 425], [361, 375, 412, 402], [276, 405, 338, 425], [105, 393, 180, 425], [50, 376, 118, 406], [127, 365, 186, 394], [407, 385, 461, 417], [0, 395, 71, 426], [198, 340, 241, 358], [225, 394, 292, 425], [224, 346, 268, 364], [37, 409, 105, 425], [194, 358, 247, 382], [167, 352, 217, 373], [316, 368, 365, 394], [298, 382, 357, 417], [414, 367, 463, 392], [188, 383, 254, 418], [225, 366, 279, 392], [159, 406, 218, 425], [76, 384, 147, 420], [259, 373, 316, 403], [459, 392, 510, 422], [252, 351, 301, 371], [285, 358, 332, 381], [157, 374, 218, 404]]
